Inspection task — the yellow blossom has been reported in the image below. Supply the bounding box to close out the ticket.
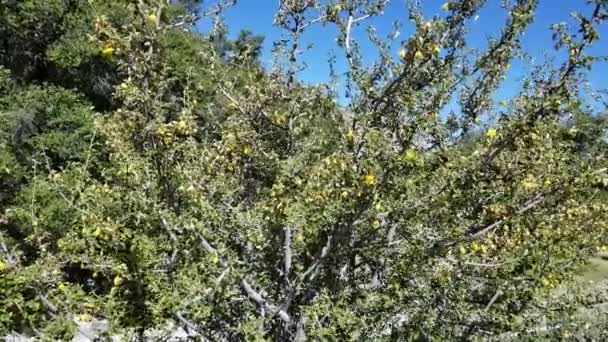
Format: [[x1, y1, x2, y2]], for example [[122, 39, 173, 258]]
[[432, 45, 441, 55], [414, 50, 424, 61], [522, 175, 538, 191], [175, 120, 188, 133], [243, 145, 252, 155], [404, 149, 418, 162], [398, 49, 407, 59], [486, 128, 497, 139], [101, 43, 114, 57], [540, 277, 550, 287], [148, 13, 157, 23], [93, 227, 102, 238], [441, 2, 452, 11], [0, 260, 8, 272], [113, 275, 124, 287], [346, 130, 354, 143], [362, 174, 376, 186], [79, 313, 92, 322]]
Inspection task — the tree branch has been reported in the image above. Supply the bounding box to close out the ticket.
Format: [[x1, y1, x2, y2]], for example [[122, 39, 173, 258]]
[[241, 279, 291, 323], [283, 225, 292, 278]]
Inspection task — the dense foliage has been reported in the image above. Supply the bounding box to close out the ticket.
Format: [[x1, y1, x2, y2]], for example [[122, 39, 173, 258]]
[[1, 0, 608, 340]]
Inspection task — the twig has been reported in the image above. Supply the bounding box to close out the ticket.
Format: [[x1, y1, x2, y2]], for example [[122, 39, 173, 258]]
[[485, 290, 502, 311], [193, 230, 289, 322], [469, 192, 546, 240], [284, 225, 292, 278], [446, 257, 506, 268], [159, 215, 178, 242], [241, 279, 291, 323], [219, 87, 247, 115], [298, 235, 332, 283]]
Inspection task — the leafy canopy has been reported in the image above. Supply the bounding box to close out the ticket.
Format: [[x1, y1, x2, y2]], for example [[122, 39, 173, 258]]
[[1, 0, 608, 340]]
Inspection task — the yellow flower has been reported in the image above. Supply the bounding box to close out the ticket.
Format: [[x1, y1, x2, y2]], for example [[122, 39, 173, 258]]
[[346, 130, 354, 143], [101, 43, 114, 57], [243, 145, 252, 155], [471, 241, 481, 252], [486, 128, 497, 139], [540, 277, 550, 288], [79, 313, 92, 322], [499, 100, 507, 106], [210, 254, 219, 265], [0, 260, 8, 272], [113, 275, 124, 287], [459, 245, 467, 254], [362, 174, 376, 186], [432, 45, 441, 55], [398, 48, 407, 59], [156, 125, 168, 136], [522, 175, 538, 191], [404, 149, 418, 162], [175, 120, 188, 133], [93, 227, 102, 238], [441, 2, 452, 11], [148, 13, 157, 23], [414, 50, 424, 61]]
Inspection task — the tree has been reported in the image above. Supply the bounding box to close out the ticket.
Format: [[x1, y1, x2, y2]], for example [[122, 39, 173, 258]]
[[1, 0, 608, 340], [229, 30, 265, 64]]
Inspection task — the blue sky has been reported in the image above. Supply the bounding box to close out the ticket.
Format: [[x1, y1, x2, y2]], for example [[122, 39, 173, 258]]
[[196, 1, 607, 107]]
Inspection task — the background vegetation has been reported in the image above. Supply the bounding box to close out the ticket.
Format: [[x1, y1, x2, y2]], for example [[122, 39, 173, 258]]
[[1, 0, 607, 340]]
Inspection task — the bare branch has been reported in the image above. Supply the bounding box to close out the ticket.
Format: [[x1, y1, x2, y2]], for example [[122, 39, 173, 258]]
[[241, 279, 291, 323], [484, 290, 502, 311], [284, 225, 293, 278], [446, 257, 506, 268], [192, 229, 290, 323], [299, 235, 332, 283], [468, 192, 545, 240], [159, 215, 178, 242], [294, 317, 307, 342]]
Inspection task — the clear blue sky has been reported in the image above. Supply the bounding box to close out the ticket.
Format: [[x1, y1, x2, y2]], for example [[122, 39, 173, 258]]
[[196, 0, 607, 107]]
